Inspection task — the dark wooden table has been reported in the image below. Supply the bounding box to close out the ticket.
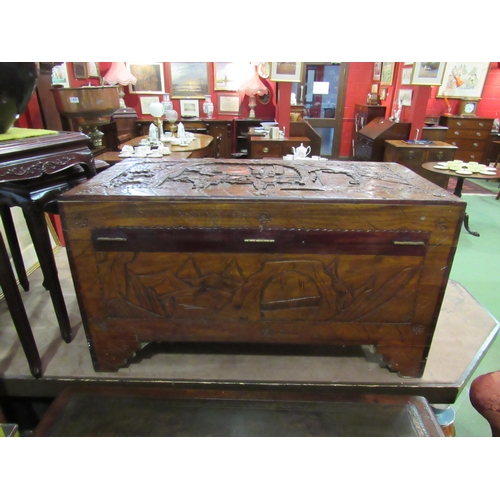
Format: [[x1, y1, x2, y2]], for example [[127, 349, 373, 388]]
[[0, 131, 95, 376], [32, 385, 444, 437], [422, 161, 500, 236]]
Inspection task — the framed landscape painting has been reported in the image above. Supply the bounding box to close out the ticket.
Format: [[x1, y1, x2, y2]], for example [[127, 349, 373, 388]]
[[170, 62, 209, 98], [411, 62, 445, 85], [127, 63, 165, 94], [437, 62, 490, 98]]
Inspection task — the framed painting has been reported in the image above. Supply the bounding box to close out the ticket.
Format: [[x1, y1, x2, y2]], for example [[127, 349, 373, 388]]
[[381, 62, 394, 86], [180, 99, 200, 118], [411, 62, 445, 86], [373, 62, 382, 81], [73, 62, 87, 80], [86, 62, 100, 79], [139, 96, 160, 115], [127, 63, 165, 94], [169, 62, 209, 98], [437, 62, 490, 98], [218, 93, 240, 115], [401, 67, 413, 85], [270, 62, 303, 82], [399, 89, 413, 106], [214, 62, 246, 91], [51, 63, 69, 87]]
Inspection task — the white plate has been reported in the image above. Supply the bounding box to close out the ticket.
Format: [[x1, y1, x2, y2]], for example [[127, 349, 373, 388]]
[[433, 165, 448, 170], [481, 171, 497, 176], [437, 162, 449, 167], [456, 169, 473, 175], [118, 153, 133, 158]]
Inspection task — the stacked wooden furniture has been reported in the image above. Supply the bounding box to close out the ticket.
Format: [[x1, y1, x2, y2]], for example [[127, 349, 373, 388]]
[[60, 158, 465, 378], [439, 116, 494, 163], [383, 140, 458, 189]]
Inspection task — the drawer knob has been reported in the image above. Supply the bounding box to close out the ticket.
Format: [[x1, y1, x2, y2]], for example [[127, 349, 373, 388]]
[[473, 142, 479, 147], [457, 121, 462, 126], [476, 132, 482, 136], [436, 151, 444, 159], [479, 122, 485, 127], [454, 131, 459, 135], [408, 150, 414, 158], [263, 147, 269, 153]]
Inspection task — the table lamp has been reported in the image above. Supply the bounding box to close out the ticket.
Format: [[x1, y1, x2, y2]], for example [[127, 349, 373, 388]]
[[165, 109, 179, 134], [238, 64, 269, 119], [149, 102, 165, 138], [102, 62, 137, 109]]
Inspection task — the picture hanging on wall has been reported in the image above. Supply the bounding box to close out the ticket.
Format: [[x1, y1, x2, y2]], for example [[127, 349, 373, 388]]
[[86, 62, 100, 79], [398, 89, 413, 106], [73, 62, 87, 79], [214, 62, 246, 91], [127, 63, 165, 94], [180, 99, 200, 118], [437, 62, 490, 99], [401, 67, 413, 85], [170, 62, 209, 98], [218, 93, 240, 115], [51, 63, 69, 87], [270, 62, 303, 82], [139, 96, 160, 115], [373, 62, 382, 81], [380, 62, 394, 85], [410, 62, 445, 86]]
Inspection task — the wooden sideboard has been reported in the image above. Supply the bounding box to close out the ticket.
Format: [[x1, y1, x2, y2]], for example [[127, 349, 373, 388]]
[[383, 140, 458, 189], [249, 136, 311, 159], [439, 116, 494, 163]]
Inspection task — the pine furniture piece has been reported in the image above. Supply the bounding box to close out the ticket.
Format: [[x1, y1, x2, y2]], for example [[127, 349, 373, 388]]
[[59, 158, 465, 378], [383, 140, 457, 189], [32, 385, 444, 436], [438, 116, 494, 163]]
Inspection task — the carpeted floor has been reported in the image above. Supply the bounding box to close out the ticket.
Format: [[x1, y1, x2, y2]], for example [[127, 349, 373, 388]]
[[447, 177, 500, 196]]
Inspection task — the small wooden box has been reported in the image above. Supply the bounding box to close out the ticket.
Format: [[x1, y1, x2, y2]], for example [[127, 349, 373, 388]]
[[60, 158, 466, 377]]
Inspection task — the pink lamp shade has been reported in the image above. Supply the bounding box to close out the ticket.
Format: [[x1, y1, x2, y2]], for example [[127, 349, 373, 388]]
[[238, 65, 269, 97], [103, 62, 137, 86]]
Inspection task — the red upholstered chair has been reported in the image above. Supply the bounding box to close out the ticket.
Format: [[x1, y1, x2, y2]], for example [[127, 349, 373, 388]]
[[469, 371, 500, 437]]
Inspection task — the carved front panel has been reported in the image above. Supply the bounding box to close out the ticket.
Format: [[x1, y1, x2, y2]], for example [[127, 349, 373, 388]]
[[90, 227, 428, 344]]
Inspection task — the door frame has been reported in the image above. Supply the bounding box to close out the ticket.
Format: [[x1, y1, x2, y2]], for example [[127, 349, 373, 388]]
[[302, 62, 349, 159]]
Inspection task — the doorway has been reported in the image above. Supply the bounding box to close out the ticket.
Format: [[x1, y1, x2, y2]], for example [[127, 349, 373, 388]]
[[292, 62, 348, 159]]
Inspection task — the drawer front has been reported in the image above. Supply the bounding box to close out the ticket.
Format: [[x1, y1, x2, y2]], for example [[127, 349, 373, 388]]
[[455, 150, 485, 162], [446, 138, 487, 151], [251, 142, 282, 158], [448, 128, 490, 140], [446, 118, 493, 130], [396, 149, 425, 162], [426, 149, 456, 162]]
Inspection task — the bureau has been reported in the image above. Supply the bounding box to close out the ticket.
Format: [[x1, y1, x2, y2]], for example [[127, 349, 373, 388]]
[[439, 116, 494, 163], [60, 158, 465, 378], [383, 140, 457, 189], [249, 136, 311, 159]]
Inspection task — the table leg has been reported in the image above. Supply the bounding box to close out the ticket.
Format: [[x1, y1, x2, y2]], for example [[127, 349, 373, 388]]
[[0, 232, 42, 378], [0, 205, 30, 291], [22, 205, 72, 343], [454, 177, 480, 237]]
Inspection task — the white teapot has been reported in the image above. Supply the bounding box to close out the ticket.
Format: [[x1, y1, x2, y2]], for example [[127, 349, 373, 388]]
[[292, 143, 311, 159]]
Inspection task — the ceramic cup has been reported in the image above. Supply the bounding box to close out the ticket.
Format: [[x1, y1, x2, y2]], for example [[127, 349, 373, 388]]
[[135, 145, 150, 157], [468, 162, 480, 173], [122, 145, 134, 154]]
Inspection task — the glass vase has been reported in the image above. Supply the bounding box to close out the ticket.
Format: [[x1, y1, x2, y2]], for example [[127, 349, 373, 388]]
[[203, 95, 214, 119]]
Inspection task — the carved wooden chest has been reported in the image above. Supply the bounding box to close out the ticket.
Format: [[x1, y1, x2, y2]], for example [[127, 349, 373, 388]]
[[60, 158, 466, 377]]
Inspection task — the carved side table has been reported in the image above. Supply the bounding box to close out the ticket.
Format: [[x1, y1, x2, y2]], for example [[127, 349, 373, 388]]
[[0, 131, 95, 349]]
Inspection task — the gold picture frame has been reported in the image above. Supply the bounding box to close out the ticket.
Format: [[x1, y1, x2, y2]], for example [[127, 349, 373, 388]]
[[270, 62, 303, 82], [169, 62, 209, 98], [127, 62, 165, 94]]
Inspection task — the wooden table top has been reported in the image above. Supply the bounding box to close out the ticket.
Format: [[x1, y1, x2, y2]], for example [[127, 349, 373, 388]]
[[123, 133, 213, 153], [422, 162, 500, 180]]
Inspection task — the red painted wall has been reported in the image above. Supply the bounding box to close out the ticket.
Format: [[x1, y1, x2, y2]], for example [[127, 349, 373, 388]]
[[16, 62, 500, 156]]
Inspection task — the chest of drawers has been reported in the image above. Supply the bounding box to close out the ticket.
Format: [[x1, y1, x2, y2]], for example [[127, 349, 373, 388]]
[[250, 136, 310, 159], [439, 116, 494, 163], [383, 140, 457, 189], [60, 158, 465, 378]]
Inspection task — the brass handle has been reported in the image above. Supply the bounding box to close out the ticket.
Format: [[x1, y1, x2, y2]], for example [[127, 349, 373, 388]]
[[457, 121, 462, 126], [96, 237, 127, 242], [408, 150, 414, 159], [437, 151, 444, 159], [479, 122, 485, 127], [394, 241, 425, 246], [454, 131, 460, 135], [262, 147, 269, 153]]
